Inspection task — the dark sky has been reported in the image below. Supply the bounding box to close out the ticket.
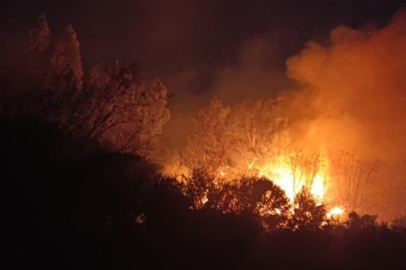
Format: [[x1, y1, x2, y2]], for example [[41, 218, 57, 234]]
[[3, 0, 405, 145], [2, 0, 405, 92]]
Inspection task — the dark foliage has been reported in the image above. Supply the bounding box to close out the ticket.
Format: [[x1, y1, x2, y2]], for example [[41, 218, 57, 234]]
[[3, 117, 406, 270]]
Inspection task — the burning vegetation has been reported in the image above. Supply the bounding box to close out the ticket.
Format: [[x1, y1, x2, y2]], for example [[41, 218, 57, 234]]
[[2, 10, 406, 224], [159, 9, 406, 222], [2, 7, 406, 269]]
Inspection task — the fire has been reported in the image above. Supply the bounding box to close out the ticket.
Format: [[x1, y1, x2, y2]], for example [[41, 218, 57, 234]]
[[311, 173, 325, 201], [261, 164, 298, 202], [327, 206, 345, 219], [258, 156, 326, 203], [165, 150, 349, 220]]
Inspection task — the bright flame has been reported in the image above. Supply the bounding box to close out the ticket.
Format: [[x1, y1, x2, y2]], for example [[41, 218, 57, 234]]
[[266, 165, 298, 202], [258, 156, 326, 203], [327, 206, 345, 219], [311, 173, 324, 201], [165, 151, 350, 219]]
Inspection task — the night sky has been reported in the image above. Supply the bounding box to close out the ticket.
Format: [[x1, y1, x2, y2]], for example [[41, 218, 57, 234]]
[[2, 0, 405, 95], [2, 0, 406, 147]]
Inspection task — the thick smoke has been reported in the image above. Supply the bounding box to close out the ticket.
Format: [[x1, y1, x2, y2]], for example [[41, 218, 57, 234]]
[[284, 9, 406, 219], [286, 9, 406, 161], [160, 8, 406, 219]]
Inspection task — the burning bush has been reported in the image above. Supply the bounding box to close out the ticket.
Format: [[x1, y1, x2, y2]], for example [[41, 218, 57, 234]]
[[170, 168, 331, 231]]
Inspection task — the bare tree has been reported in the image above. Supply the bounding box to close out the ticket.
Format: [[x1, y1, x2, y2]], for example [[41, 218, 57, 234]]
[[181, 97, 231, 175], [225, 99, 290, 176], [80, 62, 170, 157], [181, 97, 290, 179], [330, 152, 381, 212]]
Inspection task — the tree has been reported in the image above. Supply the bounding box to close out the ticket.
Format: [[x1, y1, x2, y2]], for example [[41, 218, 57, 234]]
[[79, 62, 170, 158], [224, 99, 290, 177], [249, 178, 291, 230], [392, 215, 406, 229], [180, 171, 291, 230], [289, 188, 326, 230], [29, 13, 50, 53], [180, 97, 290, 179], [47, 24, 83, 90], [36, 24, 84, 129], [346, 211, 377, 230], [181, 97, 231, 175], [182, 168, 216, 209], [330, 152, 381, 213], [22, 16, 171, 158]]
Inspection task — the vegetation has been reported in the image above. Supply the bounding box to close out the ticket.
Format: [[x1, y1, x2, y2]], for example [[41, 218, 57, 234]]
[[3, 117, 406, 270], [2, 13, 406, 270]]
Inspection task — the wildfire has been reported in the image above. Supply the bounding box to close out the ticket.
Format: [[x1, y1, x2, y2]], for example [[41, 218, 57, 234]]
[[311, 173, 325, 202], [165, 151, 349, 220], [258, 156, 327, 203], [327, 206, 345, 219], [256, 155, 347, 219]]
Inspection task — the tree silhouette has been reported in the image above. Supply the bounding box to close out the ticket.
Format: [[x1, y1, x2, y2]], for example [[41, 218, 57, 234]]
[[289, 188, 326, 230], [29, 13, 50, 54], [8, 16, 171, 159], [346, 211, 377, 230], [81, 62, 170, 157], [392, 214, 406, 229]]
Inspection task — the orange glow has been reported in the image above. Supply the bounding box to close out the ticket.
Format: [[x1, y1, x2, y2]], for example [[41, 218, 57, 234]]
[[164, 152, 349, 218], [311, 173, 325, 202], [257, 155, 326, 203], [327, 206, 345, 219]]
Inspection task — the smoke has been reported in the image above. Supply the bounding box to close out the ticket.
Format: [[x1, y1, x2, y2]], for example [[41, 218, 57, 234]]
[[283, 9, 406, 219], [161, 7, 406, 163], [159, 8, 406, 219], [285, 9, 406, 162], [212, 36, 291, 103]]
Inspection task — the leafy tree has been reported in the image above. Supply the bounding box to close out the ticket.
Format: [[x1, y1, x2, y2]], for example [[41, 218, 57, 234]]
[[289, 188, 326, 230], [346, 211, 377, 230], [180, 171, 290, 230], [182, 167, 216, 209]]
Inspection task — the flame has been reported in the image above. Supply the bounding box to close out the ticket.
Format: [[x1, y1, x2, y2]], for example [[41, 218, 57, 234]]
[[164, 151, 349, 219], [263, 164, 298, 202], [258, 156, 326, 203], [311, 173, 324, 201], [327, 206, 345, 219]]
